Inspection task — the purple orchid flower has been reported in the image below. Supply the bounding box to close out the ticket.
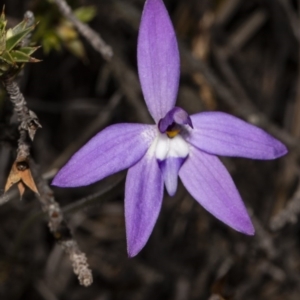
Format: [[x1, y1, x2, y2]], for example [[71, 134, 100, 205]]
[[52, 0, 287, 257]]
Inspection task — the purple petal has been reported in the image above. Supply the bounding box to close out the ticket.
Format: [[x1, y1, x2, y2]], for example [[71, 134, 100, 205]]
[[138, 0, 180, 122], [52, 124, 156, 187], [158, 107, 193, 133], [158, 157, 185, 196], [125, 152, 164, 257], [186, 112, 287, 159], [179, 147, 254, 235]]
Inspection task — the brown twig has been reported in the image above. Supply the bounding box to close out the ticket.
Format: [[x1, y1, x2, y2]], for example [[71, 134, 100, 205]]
[[3, 79, 41, 142], [52, 0, 113, 60], [218, 9, 267, 57], [1, 10, 93, 285], [214, 0, 242, 26], [270, 182, 300, 230], [31, 161, 93, 286], [2, 79, 40, 196], [2, 79, 93, 286], [251, 214, 277, 258], [277, 0, 300, 41]]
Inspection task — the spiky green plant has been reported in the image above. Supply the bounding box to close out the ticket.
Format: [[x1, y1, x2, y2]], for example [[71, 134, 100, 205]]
[[0, 9, 39, 79]]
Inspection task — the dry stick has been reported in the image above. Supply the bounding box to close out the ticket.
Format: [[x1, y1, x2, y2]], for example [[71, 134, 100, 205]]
[[52, 0, 113, 60], [3, 79, 93, 286], [214, 0, 242, 26], [4, 79, 41, 143], [277, 0, 300, 42], [212, 46, 252, 108], [213, 10, 265, 100], [251, 214, 277, 258], [2, 30, 93, 284], [223, 9, 267, 56], [31, 161, 93, 286], [2, 79, 41, 196], [270, 182, 300, 230]]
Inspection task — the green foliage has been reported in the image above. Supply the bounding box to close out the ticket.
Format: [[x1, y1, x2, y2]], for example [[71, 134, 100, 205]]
[[0, 9, 39, 79], [33, 1, 97, 59], [74, 6, 97, 23]]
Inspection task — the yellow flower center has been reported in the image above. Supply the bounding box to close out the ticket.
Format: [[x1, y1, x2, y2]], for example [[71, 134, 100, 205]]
[[166, 129, 180, 138]]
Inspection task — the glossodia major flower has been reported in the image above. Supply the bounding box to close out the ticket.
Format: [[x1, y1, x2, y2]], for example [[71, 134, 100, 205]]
[[52, 0, 288, 257]]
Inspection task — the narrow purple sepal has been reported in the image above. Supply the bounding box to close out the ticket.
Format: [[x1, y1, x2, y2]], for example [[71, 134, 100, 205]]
[[158, 107, 193, 133], [138, 0, 180, 122], [125, 152, 164, 257], [179, 146, 255, 235], [187, 112, 288, 159], [158, 156, 186, 196], [52, 124, 156, 187]]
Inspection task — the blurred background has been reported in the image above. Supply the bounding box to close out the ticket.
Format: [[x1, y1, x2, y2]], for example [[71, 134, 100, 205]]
[[0, 0, 299, 299]]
